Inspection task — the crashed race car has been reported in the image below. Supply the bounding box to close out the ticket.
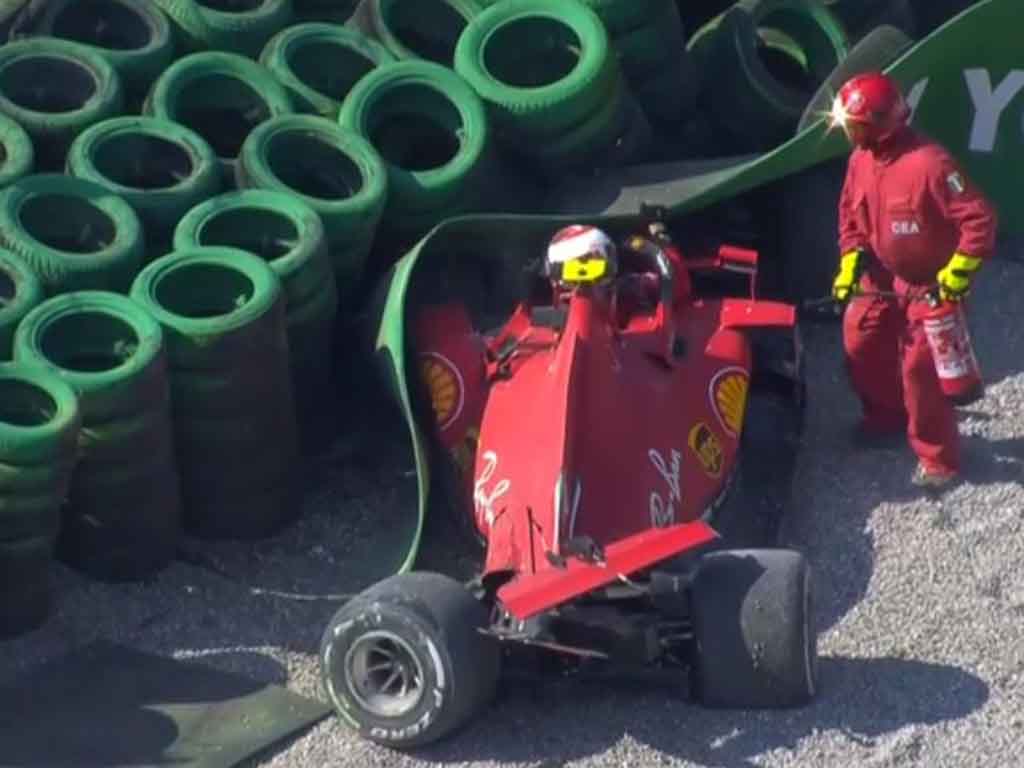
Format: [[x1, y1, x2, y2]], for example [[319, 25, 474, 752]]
[[318, 207, 815, 750]]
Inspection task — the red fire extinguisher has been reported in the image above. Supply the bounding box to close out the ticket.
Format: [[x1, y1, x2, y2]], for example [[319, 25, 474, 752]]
[[921, 292, 984, 406]]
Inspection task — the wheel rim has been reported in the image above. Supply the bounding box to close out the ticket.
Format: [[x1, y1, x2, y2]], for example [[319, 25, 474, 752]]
[[344, 630, 426, 718]]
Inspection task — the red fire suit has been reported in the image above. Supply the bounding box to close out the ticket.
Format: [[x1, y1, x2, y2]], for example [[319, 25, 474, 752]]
[[838, 127, 997, 474]]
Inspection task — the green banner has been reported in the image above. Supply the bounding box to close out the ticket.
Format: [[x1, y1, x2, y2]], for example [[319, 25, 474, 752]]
[[370, 0, 1020, 575]]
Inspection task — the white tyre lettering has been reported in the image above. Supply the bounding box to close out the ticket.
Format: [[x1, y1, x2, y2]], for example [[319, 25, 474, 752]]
[[964, 68, 1024, 152]]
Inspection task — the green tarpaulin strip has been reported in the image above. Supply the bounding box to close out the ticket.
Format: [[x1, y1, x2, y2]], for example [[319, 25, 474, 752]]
[[0, 641, 331, 768]]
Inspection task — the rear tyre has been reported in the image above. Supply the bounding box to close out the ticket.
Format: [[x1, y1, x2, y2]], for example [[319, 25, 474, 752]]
[[689, 548, 817, 709], [319, 571, 501, 749]]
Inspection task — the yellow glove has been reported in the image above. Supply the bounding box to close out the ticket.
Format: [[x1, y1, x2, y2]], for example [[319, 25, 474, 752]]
[[937, 252, 982, 301], [832, 249, 863, 302]]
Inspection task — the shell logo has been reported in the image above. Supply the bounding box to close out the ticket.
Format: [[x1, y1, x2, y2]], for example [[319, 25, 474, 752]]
[[709, 367, 748, 437], [419, 352, 464, 431]]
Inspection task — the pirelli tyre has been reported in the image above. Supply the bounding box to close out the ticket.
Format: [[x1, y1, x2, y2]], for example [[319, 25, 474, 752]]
[[259, 22, 396, 118], [0, 112, 34, 189], [129, 247, 301, 539], [144, 51, 294, 184], [702, 0, 849, 151], [172, 190, 339, 454], [13, 291, 184, 581], [347, 0, 483, 66], [0, 250, 43, 360], [11, 0, 176, 105], [338, 59, 490, 244], [0, 37, 124, 171], [0, 174, 145, 297], [0, 535, 58, 638], [236, 114, 386, 299], [454, 0, 618, 143], [66, 116, 222, 258]]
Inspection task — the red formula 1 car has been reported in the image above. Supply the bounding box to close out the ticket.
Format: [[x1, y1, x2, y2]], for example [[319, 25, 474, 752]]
[[318, 210, 816, 749]]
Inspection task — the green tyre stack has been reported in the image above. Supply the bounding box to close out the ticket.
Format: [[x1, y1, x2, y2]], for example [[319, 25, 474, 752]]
[[338, 59, 492, 248], [152, 0, 294, 57], [0, 250, 43, 360], [293, 0, 359, 24], [0, 363, 81, 638], [13, 291, 183, 582], [11, 0, 177, 110], [130, 247, 301, 540], [453, 0, 650, 181], [237, 114, 386, 306], [66, 116, 222, 261], [347, 0, 484, 67], [0, 112, 34, 189], [173, 190, 339, 455], [0, 174, 145, 297], [259, 23, 396, 119], [0, 38, 124, 171], [144, 51, 294, 186], [697, 0, 850, 151]]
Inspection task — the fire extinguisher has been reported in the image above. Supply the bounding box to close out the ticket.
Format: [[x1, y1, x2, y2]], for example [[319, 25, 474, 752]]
[[921, 291, 984, 406]]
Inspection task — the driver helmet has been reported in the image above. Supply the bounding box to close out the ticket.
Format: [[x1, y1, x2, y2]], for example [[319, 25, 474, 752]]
[[830, 72, 911, 149], [545, 225, 618, 288]]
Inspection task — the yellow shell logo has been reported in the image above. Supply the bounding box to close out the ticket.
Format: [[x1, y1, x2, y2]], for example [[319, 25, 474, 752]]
[[420, 352, 464, 431], [710, 367, 748, 437]]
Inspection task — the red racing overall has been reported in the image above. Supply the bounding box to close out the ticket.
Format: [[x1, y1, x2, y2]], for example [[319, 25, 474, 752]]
[[838, 127, 997, 476]]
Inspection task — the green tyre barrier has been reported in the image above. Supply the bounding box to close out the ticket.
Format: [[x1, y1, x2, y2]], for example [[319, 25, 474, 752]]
[[259, 23, 396, 118], [129, 247, 300, 540], [66, 116, 222, 260], [702, 0, 850, 151], [294, 0, 359, 23], [173, 189, 339, 454], [338, 59, 491, 245], [0, 365, 80, 543], [194, 0, 295, 58], [826, 0, 916, 42], [0, 250, 43, 360], [0, 535, 58, 638], [0, 113, 34, 189], [143, 51, 294, 185], [236, 114, 386, 301], [13, 290, 183, 581], [0, 174, 145, 297], [0, 38, 124, 172], [12, 0, 176, 106], [454, 0, 618, 143], [347, 0, 483, 66]]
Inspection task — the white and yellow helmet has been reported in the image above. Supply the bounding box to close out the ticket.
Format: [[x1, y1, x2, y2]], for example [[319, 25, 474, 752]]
[[545, 225, 618, 287]]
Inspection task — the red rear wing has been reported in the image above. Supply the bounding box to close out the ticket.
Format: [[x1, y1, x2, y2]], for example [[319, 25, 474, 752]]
[[496, 520, 720, 620]]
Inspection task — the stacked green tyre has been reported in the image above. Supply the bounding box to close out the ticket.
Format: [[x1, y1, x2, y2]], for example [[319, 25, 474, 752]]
[[0, 250, 43, 360], [0, 112, 34, 189], [453, 0, 650, 179], [260, 23, 396, 118], [14, 292, 183, 581], [11, 0, 177, 108], [144, 51, 294, 184], [0, 174, 145, 296], [66, 116, 222, 259], [238, 114, 386, 302], [338, 59, 492, 246], [347, 0, 484, 66], [0, 38, 124, 171], [695, 0, 850, 151], [130, 247, 300, 539], [0, 363, 81, 638], [152, 0, 295, 57], [173, 190, 339, 454], [294, 0, 359, 24]]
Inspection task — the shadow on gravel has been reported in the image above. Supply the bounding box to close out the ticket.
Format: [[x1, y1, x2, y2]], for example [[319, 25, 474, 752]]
[[415, 656, 988, 768]]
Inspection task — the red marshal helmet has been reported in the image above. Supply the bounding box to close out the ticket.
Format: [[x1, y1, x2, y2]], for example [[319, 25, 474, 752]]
[[831, 72, 911, 148]]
